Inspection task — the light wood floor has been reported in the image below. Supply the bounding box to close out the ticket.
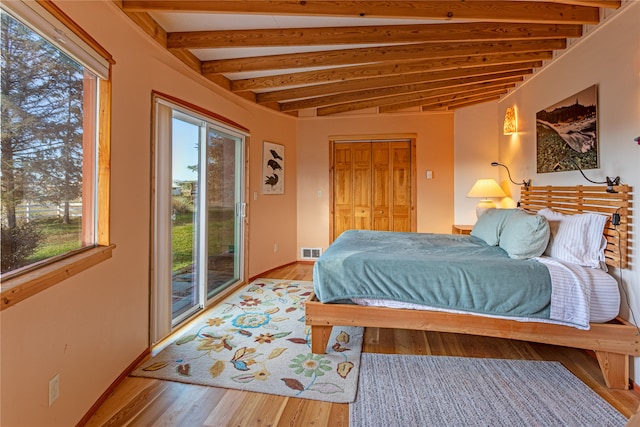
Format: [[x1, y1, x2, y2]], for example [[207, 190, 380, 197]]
[[84, 262, 640, 426]]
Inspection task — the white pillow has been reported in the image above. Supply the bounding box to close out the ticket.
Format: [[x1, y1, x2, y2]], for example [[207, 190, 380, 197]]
[[537, 208, 608, 269]]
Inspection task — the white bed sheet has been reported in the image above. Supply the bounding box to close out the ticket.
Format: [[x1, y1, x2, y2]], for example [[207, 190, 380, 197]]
[[351, 256, 620, 330]]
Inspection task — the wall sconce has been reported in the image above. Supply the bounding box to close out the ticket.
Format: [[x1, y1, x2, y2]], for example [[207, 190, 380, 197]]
[[553, 157, 620, 193], [503, 107, 517, 135], [467, 178, 506, 218], [491, 162, 531, 190]]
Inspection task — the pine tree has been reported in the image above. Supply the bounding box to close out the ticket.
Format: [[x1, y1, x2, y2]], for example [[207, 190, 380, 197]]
[[1, 11, 85, 270]]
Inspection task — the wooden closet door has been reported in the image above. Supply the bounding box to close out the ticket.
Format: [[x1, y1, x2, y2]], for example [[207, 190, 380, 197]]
[[333, 142, 372, 239], [332, 140, 411, 241], [391, 142, 411, 232], [352, 143, 372, 231], [333, 144, 354, 239], [372, 143, 390, 231]]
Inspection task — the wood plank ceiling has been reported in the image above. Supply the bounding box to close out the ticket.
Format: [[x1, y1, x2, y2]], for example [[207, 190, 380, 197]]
[[119, 1, 620, 116]]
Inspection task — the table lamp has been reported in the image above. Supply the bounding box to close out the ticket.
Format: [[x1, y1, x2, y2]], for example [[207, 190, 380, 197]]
[[467, 178, 506, 218]]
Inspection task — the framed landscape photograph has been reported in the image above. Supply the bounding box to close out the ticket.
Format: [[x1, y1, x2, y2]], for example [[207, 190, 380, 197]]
[[262, 141, 284, 194], [536, 85, 598, 173]]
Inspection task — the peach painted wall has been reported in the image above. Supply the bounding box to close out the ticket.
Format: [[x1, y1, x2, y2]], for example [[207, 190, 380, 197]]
[[498, 2, 640, 385], [454, 2, 640, 385], [453, 101, 502, 226], [246, 128, 298, 277], [296, 111, 454, 254], [0, 1, 297, 425]]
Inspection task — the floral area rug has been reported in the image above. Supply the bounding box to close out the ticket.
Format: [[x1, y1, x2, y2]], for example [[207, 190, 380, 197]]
[[131, 279, 364, 403]]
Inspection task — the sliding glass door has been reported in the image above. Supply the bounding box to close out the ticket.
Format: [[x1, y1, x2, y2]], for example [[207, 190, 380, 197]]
[[170, 116, 201, 321], [153, 98, 246, 342], [204, 127, 243, 299]]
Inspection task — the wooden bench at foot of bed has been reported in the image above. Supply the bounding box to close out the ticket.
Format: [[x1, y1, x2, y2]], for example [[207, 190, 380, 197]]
[[305, 292, 640, 390]]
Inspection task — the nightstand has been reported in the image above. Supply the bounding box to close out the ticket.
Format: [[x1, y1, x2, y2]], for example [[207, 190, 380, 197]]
[[452, 224, 474, 235]]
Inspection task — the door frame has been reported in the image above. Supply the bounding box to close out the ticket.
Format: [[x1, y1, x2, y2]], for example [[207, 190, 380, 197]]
[[149, 92, 250, 345], [328, 133, 417, 242]]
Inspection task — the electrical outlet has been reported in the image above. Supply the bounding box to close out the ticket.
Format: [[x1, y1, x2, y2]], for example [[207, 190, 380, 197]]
[[49, 374, 59, 406], [274, 243, 278, 252]]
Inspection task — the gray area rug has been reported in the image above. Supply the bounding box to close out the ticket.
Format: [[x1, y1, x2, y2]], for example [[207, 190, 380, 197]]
[[351, 353, 627, 427]]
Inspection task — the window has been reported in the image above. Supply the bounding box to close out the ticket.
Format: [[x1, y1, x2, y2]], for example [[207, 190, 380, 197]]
[[0, 1, 113, 309]]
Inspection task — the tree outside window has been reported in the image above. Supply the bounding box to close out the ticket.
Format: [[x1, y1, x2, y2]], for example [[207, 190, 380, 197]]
[[1, 10, 97, 274]]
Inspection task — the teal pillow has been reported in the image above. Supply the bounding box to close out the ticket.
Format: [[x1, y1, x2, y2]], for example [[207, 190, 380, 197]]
[[499, 210, 550, 259], [470, 208, 518, 246]]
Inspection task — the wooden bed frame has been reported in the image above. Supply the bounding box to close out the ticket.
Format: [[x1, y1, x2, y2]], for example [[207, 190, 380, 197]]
[[306, 185, 638, 389]]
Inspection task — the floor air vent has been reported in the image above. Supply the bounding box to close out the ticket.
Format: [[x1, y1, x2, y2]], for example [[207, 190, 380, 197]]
[[301, 248, 322, 259]]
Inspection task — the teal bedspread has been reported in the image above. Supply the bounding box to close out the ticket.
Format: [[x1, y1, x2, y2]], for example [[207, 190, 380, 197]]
[[313, 230, 552, 319]]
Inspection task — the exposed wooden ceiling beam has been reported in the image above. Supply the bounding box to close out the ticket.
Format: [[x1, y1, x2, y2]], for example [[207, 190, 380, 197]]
[[382, 88, 512, 113], [539, 1, 619, 8], [385, 83, 518, 112], [441, 94, 505, 110], [123, 1, 600, 25], [120, 8, 205, 72], [279, 72, 530, 112], [256, 61, 542, 104], [203, 39, 565, 74], [117, 7, 232, 90], [167, 22, 582, 49], [123, 10, 167, 46], [118, 0, 618, 116], [230, 51, 552, 92], [169, 48, 204, 74], [316, 81, 518, 116]]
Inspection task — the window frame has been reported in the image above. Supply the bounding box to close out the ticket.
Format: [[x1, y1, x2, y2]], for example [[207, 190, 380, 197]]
[[0, 1, 114, 310]]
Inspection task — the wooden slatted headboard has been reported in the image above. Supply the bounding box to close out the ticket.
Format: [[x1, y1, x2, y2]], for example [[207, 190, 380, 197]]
[[519, 185, 632, 269]]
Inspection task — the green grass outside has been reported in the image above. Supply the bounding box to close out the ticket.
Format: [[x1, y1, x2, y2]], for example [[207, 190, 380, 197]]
[[20, 207, 234, 272], [171, 207, 235, 272], [26, 217, 83, 263]]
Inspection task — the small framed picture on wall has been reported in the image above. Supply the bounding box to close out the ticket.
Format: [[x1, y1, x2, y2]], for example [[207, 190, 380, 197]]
[[262, 141, 284, 194]]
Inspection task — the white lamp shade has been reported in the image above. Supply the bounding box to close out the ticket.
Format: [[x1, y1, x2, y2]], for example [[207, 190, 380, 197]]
[[467, 179, 507, 199], [467, 179, 506, 217]]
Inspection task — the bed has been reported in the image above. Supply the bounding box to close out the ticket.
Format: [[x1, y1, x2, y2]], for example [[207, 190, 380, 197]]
[[305, 185, 638, 389]]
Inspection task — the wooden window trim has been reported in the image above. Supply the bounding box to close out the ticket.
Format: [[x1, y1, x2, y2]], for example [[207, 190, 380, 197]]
[[1, 245, 115, 310], [0, 1, 114, 310]]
